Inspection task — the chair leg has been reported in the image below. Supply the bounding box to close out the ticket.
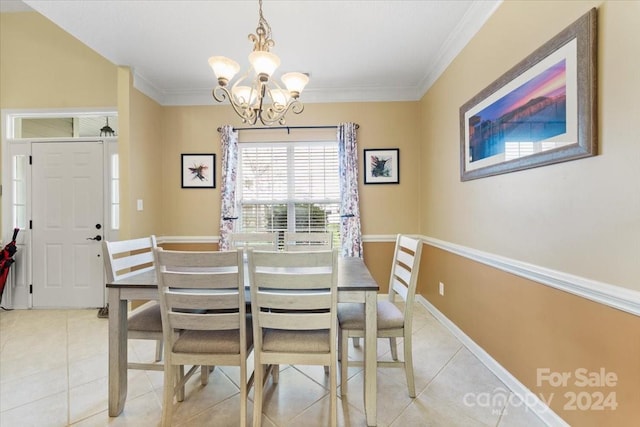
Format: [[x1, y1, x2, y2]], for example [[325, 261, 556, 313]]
[[155, 340, 163, 362], [253, 362, 264, 427], [176, 365, 185, 402], [271, 364, 279, 384], [340, 329, 349, 396], [389, 337, 398, 361], [161, 363, 175, 427], [200, 365, 211, 385], [404, 332, 415, 398], [239, 361, 247, 427], [330, 358, 337, 427]]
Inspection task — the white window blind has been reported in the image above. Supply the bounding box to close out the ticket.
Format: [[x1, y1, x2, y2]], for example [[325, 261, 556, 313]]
[[238, 141, 340, 247]]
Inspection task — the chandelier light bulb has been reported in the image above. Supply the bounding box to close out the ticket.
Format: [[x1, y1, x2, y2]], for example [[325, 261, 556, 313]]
[[232, 86, 257, 106], [281, 72, 309, 98], [208, 56, 240, 86], [270, 89, 291, 106], [248, 51, 280, 82]]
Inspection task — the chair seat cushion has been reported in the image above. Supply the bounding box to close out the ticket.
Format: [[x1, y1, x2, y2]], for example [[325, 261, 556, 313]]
[[263, 329, 330, 353], [128, 302, 163, 333], [173, 318, 253, 354], [338, 301, 404, 330]]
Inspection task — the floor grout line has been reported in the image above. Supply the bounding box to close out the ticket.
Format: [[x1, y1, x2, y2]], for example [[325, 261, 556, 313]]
[[1, 306, 550, 427]]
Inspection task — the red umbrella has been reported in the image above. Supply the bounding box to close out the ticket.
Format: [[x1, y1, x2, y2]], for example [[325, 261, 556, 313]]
[[0, 228, 20, 306]]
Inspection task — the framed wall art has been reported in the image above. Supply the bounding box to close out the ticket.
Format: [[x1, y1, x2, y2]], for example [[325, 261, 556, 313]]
[[181, 153, 216, 188], [460, 8, 597, 181], [363, 148, 399, 184]]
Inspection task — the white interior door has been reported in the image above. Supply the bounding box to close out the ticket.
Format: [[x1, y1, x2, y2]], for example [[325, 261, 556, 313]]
[[32, 141, 105, 308]]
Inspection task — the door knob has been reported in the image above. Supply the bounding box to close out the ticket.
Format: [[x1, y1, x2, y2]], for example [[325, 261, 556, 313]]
[[87, 235, 102, 241]]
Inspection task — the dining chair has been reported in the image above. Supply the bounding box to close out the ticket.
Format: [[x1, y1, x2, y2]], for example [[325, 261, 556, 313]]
[[248, 248, 339, 427], [154, 248, 253, 427], [283, 231, 333, 251], [338, 234, 423, 397], [229, 232, 278, 251], [102, 235, 163, 371], [283, 232, 335, 374]]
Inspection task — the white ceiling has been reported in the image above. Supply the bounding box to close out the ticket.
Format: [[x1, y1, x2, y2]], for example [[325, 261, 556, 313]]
[[4, 0, 501, 106]]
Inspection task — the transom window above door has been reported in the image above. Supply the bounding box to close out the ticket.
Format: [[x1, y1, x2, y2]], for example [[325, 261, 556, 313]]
[[8, 114, 118, 139]]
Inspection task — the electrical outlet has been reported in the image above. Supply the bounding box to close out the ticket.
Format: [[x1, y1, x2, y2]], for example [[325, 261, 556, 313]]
[[439, 282, 445, 296]]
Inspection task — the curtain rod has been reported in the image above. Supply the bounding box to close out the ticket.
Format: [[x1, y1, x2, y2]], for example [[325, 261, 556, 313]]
[[217, 124, 359, 133]]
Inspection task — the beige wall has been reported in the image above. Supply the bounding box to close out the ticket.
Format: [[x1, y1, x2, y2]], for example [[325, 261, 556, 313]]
[[159, 102, 422, 237], [419, 0, 640, 291], [127, 81, 164, 238], [0, 12, 117, 108], [418, 1, 640, 425], [2, 4, 639, 425]]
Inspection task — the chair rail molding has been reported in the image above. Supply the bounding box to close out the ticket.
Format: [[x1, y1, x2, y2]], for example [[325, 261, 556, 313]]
[[155, 234, 640, 316], [421, 236, 640, 317]]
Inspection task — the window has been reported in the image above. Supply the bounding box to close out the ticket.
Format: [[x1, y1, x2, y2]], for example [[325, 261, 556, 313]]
[[110, 153, 120, 230], [11, 154, 28, 230], [237, 141, 340, 247], [13, 115, 118, 138]]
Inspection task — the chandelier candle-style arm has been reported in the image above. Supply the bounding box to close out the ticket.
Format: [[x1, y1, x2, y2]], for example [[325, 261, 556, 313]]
[[208, 0, 309, 126]]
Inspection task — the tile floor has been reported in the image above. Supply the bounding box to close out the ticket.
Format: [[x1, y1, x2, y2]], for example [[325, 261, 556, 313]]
[[0, 302, 548, 427]]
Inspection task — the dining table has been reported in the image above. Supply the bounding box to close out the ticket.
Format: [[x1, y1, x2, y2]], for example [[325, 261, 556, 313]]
[[106, 256, 379, 426]]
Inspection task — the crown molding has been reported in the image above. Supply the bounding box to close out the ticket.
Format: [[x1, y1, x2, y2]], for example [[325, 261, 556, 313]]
[[132, 1, 502, 107], [417, 0, 502, 94]]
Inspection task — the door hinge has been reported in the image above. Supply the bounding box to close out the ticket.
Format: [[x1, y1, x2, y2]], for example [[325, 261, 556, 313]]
[[30, 220, 33, 230], [29, 155, 32, 165], [29, 284, 33, 294]]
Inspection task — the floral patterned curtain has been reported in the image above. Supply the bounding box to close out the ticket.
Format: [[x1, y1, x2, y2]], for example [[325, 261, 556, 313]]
[[338, 123, 363, 258], [218, 125, 239, 251]]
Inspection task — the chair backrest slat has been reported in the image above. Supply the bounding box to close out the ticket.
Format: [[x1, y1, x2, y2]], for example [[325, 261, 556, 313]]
[[161, 270, 239, 289], [154, 248, 246, 339], [249, 248, 338, 337], [169, 312, 240, 331], [229, 232, 278, 251], [165, 291, 239, 310], [258, 291, 331, 310], [260, 311, 331, 330], [284, 232, 332, 251], [388, 235, 422, 310], [254, 269, 333, 289], [102, 236, 156, 282]]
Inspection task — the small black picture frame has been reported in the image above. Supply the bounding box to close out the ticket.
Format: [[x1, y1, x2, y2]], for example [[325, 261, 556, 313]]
[[363, 148, 400, 184], [181, 153, 216, 188]]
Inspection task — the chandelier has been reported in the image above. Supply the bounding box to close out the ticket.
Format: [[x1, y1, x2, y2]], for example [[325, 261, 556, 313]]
[[208, 0, 309, 126]]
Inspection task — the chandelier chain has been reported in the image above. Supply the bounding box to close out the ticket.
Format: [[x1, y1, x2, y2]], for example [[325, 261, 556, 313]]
[[250, 0, 274, 52]]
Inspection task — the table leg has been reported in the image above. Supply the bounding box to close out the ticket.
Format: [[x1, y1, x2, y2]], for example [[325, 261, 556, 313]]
[[364, 290, 377, 426], [108, 288, 128, 416]]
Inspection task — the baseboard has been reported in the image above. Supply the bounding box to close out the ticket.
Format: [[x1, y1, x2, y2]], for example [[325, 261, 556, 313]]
[[416, 294, 569, 427]]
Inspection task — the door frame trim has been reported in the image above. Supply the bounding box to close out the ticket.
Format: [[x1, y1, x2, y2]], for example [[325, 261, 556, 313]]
[[1, 108, 118, 308]]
